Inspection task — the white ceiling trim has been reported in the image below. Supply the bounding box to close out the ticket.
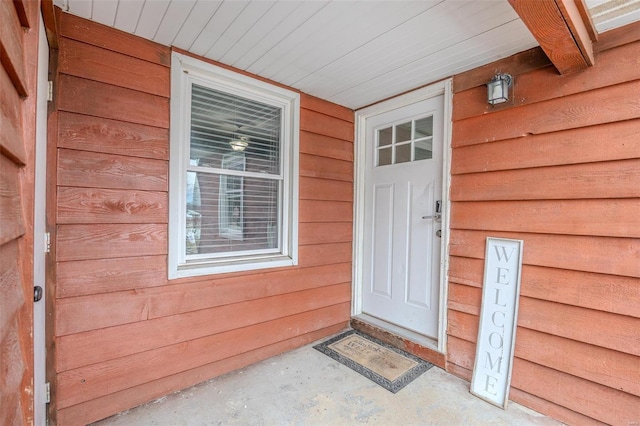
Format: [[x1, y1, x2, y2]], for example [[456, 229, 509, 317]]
[[586, 0, 640, 33]]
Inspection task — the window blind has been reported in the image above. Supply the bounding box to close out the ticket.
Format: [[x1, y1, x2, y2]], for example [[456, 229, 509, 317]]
[[186, 84, 283, 257]]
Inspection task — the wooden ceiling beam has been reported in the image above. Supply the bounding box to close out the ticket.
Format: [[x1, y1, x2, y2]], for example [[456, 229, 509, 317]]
[[508, 0, 597, 74], [574, 0, 598, 42]]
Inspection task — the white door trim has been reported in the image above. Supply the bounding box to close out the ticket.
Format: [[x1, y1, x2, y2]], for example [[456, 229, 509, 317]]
[[34, 15, 49, 426], [352, 79, 453, 354]]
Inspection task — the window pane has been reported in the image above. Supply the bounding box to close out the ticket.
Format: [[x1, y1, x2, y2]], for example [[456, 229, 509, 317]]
[[378, 147, 392, 166], [415, 116, 433, 138], [378, 127, 392, 147], [396, 143, 411, 163], [186, 171, 279, 256], [414, 139, 433, 160], [170, 53, 300, 278], [190, 84, 281, 175], [186, 85, 283, 258], [396, 122, 411, 142]]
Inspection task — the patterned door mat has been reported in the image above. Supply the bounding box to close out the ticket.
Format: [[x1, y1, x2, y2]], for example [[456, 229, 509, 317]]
[[313, 330, 433, 393]]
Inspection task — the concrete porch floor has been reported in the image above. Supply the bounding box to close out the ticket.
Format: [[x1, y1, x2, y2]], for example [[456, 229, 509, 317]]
[[95, 332, 561, 426]]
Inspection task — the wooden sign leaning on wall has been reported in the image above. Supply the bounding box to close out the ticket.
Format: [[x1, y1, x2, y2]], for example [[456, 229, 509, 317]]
[[470, 237, 524, 408]]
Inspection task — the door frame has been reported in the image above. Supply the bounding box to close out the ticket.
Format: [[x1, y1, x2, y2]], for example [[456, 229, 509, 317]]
[[352, 79, 453, 354], [34, 15, 49, 426]]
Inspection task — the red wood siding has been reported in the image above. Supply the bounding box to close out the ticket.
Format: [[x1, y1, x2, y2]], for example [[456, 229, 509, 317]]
[[0, 1, 41, 424], [52, 13, 353, 425], [448, 42, 640, 424]]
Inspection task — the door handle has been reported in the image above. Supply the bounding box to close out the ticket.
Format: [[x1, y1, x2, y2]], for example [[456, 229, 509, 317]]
[[423, 200, 443, 221], [422, 214, 441, 220]]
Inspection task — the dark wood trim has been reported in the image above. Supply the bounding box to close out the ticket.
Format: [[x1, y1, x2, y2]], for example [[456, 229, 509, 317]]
[[0, 156, 26, 244], [574, 0, 598, 42], [12, 0, 31, 28], [508, 0, 593, 73], [1, 0, 28, 96], [350, 318, 446, 369], [41, 0, 59, 49], [595, 20, 640, 52], [0, 65, 27, 165]]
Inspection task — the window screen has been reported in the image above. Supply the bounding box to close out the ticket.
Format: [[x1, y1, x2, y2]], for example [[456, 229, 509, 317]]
[[187, 84, 283, 258]]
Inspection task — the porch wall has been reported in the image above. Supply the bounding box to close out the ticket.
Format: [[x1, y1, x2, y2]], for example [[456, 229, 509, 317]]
[[51, 13, 353, 425], [0, 1, 41, 424], [447, 42, 640, 423]]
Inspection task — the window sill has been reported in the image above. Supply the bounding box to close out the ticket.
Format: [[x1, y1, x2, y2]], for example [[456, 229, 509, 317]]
[[168, 254, 297, 280]]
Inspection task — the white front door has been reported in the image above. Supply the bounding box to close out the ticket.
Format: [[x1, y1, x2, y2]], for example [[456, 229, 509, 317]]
[[361, 95, 444, 339]]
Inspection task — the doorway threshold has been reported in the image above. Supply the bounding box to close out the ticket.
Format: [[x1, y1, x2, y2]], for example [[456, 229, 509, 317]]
[[351, 315, 445, 369]]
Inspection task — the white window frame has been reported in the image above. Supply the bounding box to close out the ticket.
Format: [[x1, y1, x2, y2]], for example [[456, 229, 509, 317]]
[[169, 52, 299, 279]]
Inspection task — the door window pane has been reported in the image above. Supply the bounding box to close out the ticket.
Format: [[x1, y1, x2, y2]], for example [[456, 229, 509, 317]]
[[414, 116, 433, 138], [414, 140, 433, 160], [396, 143, 411, 163], [378, 127, 392, 146], [378, 147, 392, 166], [375, 114, 434, 167], [396, 122, 412, 142]]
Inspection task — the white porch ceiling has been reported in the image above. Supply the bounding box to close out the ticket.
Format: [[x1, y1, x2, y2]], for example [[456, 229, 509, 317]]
[[55, 0, 541, 109], [53, 0, 639, 110], [586, 0, 640, 33]]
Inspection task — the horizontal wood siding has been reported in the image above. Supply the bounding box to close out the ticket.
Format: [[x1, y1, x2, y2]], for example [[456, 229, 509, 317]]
[[448, 39, 640, 424], [53, 13, 353, 425], [56, 323, 346, 426]]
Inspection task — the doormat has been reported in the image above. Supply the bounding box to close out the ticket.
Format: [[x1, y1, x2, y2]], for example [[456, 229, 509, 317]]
[[313, 330, 433, 393]]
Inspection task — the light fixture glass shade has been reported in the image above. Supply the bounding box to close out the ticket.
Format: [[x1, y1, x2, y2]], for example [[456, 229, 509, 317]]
[[229, 136, 249, 151], [487, 73, 512, 105]]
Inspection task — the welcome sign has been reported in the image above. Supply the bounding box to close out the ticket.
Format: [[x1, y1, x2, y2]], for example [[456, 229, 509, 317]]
[[471, 238, 524, 408]]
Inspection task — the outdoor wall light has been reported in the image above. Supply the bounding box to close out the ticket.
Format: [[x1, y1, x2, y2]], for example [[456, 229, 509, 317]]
[[487, 73, 512, 105], [229, 136, 249, 151]]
